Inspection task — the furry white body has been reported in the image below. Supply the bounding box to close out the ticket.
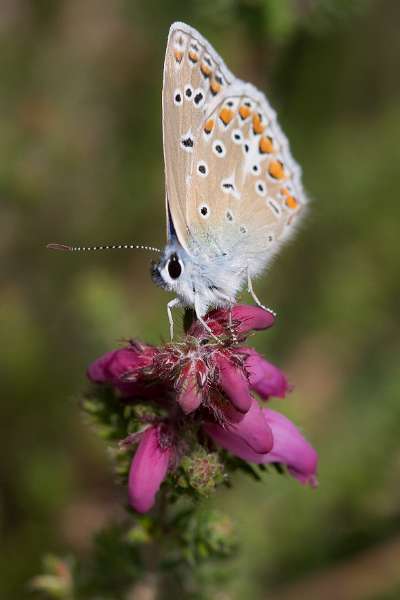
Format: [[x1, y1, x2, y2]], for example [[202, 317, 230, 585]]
[[154, 238, 249, 317]]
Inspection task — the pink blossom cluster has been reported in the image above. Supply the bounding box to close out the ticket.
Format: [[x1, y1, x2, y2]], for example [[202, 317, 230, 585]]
[[88, 305, 317, 512]]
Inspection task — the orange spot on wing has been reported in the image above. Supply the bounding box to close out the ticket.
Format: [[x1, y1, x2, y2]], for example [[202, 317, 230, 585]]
[[201, 63, 212, 78], [282, 188, 298, 209], [210, 79, 221, 95], [219, 107, 234, 125], [204, 118, 215, 134], [268, 160, 286, 180], [174, 50, 183, 63], [252, 113, 265, 135], [286, 196, 298, 209], [188, 50, 198, 63], [239, 105, 251, 120], [259, 136, 274, 154]]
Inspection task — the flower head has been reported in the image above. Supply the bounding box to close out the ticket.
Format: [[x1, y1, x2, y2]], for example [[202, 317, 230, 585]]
[[87, 305, 318, 512]]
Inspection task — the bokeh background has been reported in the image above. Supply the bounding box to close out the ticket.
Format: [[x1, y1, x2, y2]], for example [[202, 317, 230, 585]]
[[1, 0, 400, 598]]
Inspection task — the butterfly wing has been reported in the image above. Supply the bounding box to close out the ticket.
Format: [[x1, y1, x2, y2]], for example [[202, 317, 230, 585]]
[[186, 79, 307, 277], [163, 22, 307, 292], [162, 22, 235, 250]]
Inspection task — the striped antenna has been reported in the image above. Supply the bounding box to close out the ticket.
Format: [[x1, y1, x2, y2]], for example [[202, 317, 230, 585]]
[[46, 243, 161, 253]]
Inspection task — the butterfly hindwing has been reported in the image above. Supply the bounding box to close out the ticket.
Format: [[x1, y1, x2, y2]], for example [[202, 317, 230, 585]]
[[186, 80, 307, 276], [162, 22, 234, 250]]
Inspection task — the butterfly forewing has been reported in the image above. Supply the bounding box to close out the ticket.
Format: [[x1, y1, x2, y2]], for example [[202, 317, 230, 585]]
[[162, 22, 234, 250]]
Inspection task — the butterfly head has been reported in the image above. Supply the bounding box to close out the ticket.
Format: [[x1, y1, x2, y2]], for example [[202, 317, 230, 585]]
[[151, 241, 188, 293], [151, 239, 214, 316], [151, 237, 244, 319]]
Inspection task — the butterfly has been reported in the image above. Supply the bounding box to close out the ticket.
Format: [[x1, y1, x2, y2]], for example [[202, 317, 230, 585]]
[[48, 22, 307, 340]]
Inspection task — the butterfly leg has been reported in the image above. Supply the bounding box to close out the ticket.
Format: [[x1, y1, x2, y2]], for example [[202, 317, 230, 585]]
[[214, 291, 238, 344], [194, 296, 221, 343], [197, 313, 221, 343], [167, 297, 181, 340], [226, 304, 239, 344], [247, 269, 277, 318]]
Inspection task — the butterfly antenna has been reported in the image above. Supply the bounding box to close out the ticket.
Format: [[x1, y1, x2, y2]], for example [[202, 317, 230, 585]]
[[46, 243, 161, 253]]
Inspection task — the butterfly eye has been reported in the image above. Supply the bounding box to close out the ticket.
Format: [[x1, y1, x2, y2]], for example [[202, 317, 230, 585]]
[[167, 253, 183, 279]]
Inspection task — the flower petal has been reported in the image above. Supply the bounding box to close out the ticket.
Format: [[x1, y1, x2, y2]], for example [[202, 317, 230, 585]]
[[176, 358, 207, 414], [262, 408, 318, 487], [205, 408, 318, 487], [244, 348, 290, 399], [216, 353, 252, 414], [225, 398, 273, 453], [230, 305, 276, 335], [177, 373, 202, 414], [128, 426, 172, 513], [88, 347, 141, 383], [87, 345, 156, 396], [87, 350, 124, 383], [188, 304, 275, 340], [204, 422, 265, 463]]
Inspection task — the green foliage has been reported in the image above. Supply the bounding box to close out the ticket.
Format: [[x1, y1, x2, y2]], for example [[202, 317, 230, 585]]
[[177, 508, 237, 564], [82, 387, 128, 442], [75, 525, 144, 599], [31, 376, 244, 599], [32, 508, 237, 599], [31, 526, 143, 600], [177, 447, 226, 496], [30, 555, 74, 600], [199, 0, 371, 42]]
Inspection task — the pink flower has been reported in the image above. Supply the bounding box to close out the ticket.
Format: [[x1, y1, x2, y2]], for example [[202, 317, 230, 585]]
[[175, 358, 205, 414], [204, 406, 318, 487], [189, 304, 275, 340], [144, 305, 286, 423], [243, 348, 290, 399], [216, 353, 253, 414], [128, 425, 174, 513], [87, 342, 157, 397], [87, 305, 318, 511], [223, 398, 274, 454]]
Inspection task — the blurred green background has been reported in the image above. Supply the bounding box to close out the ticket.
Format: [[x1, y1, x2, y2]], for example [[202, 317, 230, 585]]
[[1, 0, 400, 598]]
